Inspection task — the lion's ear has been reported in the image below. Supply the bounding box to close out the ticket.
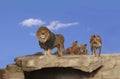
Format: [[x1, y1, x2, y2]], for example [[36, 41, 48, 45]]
[[75, 41, 78, 43], [97, 35, 100, 37], [84, 44, 87, 46], [93, 35, 96, 37]]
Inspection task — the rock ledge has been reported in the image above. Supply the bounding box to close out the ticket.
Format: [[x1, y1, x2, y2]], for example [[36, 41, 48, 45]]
[[15, 55, 103, 72]]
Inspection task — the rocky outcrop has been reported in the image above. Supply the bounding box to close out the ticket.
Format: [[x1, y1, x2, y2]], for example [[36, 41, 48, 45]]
[[15, 54, 103, 72], [90, 54, 120, 79], [0, 69, 5, 79], [0, 64, 24, 79], [1, 54, 120, 79]]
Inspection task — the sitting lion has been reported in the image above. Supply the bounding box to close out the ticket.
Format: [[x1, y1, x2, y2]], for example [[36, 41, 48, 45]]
[[78, 44, 88, 55], [90, 35, 102, 57], [66, 41, 88, 55], [65, 41, 78, 54], [36, 26, 64, 56], [72, 44, 88, 55]]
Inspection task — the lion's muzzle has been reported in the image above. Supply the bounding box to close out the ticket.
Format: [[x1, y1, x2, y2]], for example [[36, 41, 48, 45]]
[[40, 35, 45, 39]]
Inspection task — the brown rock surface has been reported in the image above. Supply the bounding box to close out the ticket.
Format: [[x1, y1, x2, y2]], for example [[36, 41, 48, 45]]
[[0, 69, 5, 79], [15, 54, 103, 72], [90, 54, 120, 79], [6, 64, 24, 79], [1, 54, 120, 79]]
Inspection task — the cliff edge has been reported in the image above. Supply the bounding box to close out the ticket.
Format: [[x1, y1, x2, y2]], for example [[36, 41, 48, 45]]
[[0, 54, 120, 79]]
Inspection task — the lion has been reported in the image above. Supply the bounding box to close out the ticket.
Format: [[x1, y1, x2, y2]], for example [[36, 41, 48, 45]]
[[72, 44, 88, 55], [65, 41, 78, 54], [90, 35, 102, 57], [78, 44, 88, 55], [36, 26, 64, 56], [65, 41, 88, 55]]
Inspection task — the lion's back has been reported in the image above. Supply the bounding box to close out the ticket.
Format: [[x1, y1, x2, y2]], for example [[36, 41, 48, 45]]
[[54, 34, 64, 47]]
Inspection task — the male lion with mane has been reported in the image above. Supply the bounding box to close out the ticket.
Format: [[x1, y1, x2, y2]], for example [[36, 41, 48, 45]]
[[36, 26, 64, 56], [90, 35, 102, 57]]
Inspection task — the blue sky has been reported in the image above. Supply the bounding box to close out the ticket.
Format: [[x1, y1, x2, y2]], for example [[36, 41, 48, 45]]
[[0, 0, 120, 68]]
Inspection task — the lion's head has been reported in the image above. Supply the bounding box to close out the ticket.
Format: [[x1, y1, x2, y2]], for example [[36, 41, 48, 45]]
[[79, 44, 88, 55], [90, 35, 102, 47], [36, 26, 51, 43]]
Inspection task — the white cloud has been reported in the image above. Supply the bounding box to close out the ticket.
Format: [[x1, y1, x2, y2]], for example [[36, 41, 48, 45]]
[[20, 18, 79, 31], [46, 21, 79, 30], [20, 18, 45, 27]]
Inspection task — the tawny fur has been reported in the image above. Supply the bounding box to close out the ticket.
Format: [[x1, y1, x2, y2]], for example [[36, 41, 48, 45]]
[[65, 41, 78, 54], [36, 26, 64, 56], [90, 35, 102, 57], [66, 41, 88, 55], [78, 44, 88, 55], [72, 44, 88, 55]]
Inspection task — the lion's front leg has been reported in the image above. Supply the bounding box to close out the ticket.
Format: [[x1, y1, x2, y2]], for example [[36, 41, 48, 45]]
[[44, 49, 52, 56], [91, 47, 93, 55], [48, 49, 52, 55], [98, 47, 101, 57], [44, 49, 48, 55], [94, 48, 97, 57]]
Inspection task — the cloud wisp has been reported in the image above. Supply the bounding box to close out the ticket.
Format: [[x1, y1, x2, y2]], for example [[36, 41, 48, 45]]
[[20, 18, 45, 27], [20, 18, 79, 33], [20, 18, 79, 36], [47, 21, 79, 30]]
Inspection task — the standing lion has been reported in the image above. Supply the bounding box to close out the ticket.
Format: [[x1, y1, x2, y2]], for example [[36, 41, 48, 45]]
[[90, 35, 102, 57], [36, 26, 64, 56]]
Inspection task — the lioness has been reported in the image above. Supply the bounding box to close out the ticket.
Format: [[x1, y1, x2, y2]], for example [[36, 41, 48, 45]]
[[66, 41, 88, 55], [72, 44, 88, 55], [36, 26, 64, 56], [90, 35, 102, 57], [78, 44, 88, 55], [65, 41, 78, 54]]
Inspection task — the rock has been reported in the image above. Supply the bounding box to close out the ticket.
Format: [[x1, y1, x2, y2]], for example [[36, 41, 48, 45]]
[[7, 64, 24, 79], [0, 68, 10, 79], [15, 55, 103, 72], [0, 69, 5, 79], [89, 54, 120, 79], [1, 54, 120, 79]]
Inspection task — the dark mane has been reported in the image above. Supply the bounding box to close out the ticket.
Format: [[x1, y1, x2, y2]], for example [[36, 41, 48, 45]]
[[39, 32, 55, 50]]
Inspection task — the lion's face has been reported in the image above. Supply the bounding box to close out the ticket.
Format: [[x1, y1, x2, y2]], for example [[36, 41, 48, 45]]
[[79, 44, 88, 54], [36, 26, 51, 43], [90, 35, 102, 47]]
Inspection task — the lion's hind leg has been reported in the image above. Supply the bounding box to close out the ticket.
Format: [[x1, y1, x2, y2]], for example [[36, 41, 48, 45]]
[[57, 44, 64, 57]]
